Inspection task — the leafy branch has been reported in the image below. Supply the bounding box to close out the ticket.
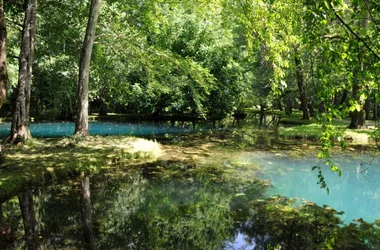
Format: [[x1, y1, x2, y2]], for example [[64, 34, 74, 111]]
[[328, 1, 380, 61]]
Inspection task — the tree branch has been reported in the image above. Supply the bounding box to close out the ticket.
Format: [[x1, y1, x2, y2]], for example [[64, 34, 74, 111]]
[[328, 2, 380, 61], [5, 17, 22, 30], [323, 34, 345, 40], [8, 54, 19, 60]]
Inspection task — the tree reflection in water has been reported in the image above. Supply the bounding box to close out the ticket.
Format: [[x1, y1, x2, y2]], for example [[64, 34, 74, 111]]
[[1, 161, 379, 249], [18, 190, 39, 250], [80, 176, 96, 250]]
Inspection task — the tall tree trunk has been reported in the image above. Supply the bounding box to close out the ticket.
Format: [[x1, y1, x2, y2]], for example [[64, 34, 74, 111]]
[[339, 89, 348, 108], [80, 176, 96, 250], [0, 0, 7, 162], [9, 0, 37, 142], [18, 190, 39, 250], [294, 47, 310, 120], [0, 0, 6, 108], [349, 67, 364, 128], [364, 97, 370, 120], [75, 0, 101, 136], [349, 5, 368, 129], [373, 98, 378, 121]]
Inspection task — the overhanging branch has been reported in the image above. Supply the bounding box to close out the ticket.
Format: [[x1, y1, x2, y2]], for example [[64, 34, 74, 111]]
[[328, 2, 380, 61]]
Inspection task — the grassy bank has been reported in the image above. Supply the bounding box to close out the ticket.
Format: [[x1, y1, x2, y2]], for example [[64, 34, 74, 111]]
[[0, 114, 378, 201], [278, 114, 378, 145], [0, 136, 162, 201]]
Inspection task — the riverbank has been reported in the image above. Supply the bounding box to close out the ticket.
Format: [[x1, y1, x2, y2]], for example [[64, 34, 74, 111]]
[[0, 136, 162, 201], [0, 124, 378, 202]]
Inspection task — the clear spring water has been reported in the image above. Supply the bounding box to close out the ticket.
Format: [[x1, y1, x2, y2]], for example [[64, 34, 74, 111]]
[[0, 122, 193, 138], [241, 151, 380, 224], [2, 151, 380, 249]]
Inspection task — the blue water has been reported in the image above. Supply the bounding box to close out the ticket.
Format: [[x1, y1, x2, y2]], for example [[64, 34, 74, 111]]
[[0, 122, 193, 138], [241, 151, 380, 224]]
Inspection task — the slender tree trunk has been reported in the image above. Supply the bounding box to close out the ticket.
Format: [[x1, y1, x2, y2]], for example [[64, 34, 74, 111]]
[[0, 0, 7, 162], [9, 0, 37, 142], [364, 98, 370, 120], [284, 97, 292, 115], [339, 89, 348, 108], [18, 190, 39, 250], [349, 6, 368, 129], [0, 0, 6, 108], [99, 86, 107, 116], [294, 47, 310, 120], [80, 176, 96, 250], [75, 0, 101, 136], [349, 67, 364, 128], [373, 98, 378, 121]]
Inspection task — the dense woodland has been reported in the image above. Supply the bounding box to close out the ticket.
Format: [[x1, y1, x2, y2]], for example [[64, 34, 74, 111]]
[[0, 0, 379, 139], [0, 1, 380, 248]]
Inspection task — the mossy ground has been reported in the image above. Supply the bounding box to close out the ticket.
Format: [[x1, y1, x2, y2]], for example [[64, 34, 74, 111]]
[[0, 136, 162, 201]]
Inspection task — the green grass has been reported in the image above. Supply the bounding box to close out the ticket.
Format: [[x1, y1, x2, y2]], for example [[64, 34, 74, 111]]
[[278, 115, 376, 145], [0, 136, 162, 201]]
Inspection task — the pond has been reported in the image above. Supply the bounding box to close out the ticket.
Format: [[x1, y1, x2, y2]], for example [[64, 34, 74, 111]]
[[1, 150, 379, 249], [0, 122, 193, 138], [240, 151, 380, 224]]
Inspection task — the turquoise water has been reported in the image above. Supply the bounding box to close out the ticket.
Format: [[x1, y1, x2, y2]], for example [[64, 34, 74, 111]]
[[0, 122, 192, 138], [241, 151, 380, 224]]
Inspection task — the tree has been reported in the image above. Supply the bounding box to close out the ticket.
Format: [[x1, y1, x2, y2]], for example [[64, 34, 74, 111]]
[[75, 0, 101, 136], [0, 0, 6, 108], [348, 2, 369, 128], [0, 0, 7, 161], [233, 0, 312, 119], [9, 0, 37, 142], [294, 46, 310, 120], [32, 0, 88, 121]]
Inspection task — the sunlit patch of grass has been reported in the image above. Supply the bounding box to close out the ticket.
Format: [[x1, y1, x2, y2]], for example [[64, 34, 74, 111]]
[[278, 123, 322, 139], [279, 120, 375, 145], [0, 136, 162, 200]]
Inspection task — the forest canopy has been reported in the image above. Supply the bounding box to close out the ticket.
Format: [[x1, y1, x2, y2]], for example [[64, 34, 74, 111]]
[[1, 0, 379, 136]]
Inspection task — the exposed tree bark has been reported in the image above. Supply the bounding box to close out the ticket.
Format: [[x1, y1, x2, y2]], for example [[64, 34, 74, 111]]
[[75, 0, 101, 136], [294, 47, 310, 120], [18, 190, 39, 250], [0, 0, 7, 162], [0, 0, 6, 109], [80, 176, 96, 250], [9, 0, 37, 142]]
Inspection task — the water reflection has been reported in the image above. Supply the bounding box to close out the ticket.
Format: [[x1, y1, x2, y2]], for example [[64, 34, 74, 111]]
[[80, 176, 96, 250], [18, 190, 39, 250], [0, 202, 14, 248], [1, 161, 380, 249]]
